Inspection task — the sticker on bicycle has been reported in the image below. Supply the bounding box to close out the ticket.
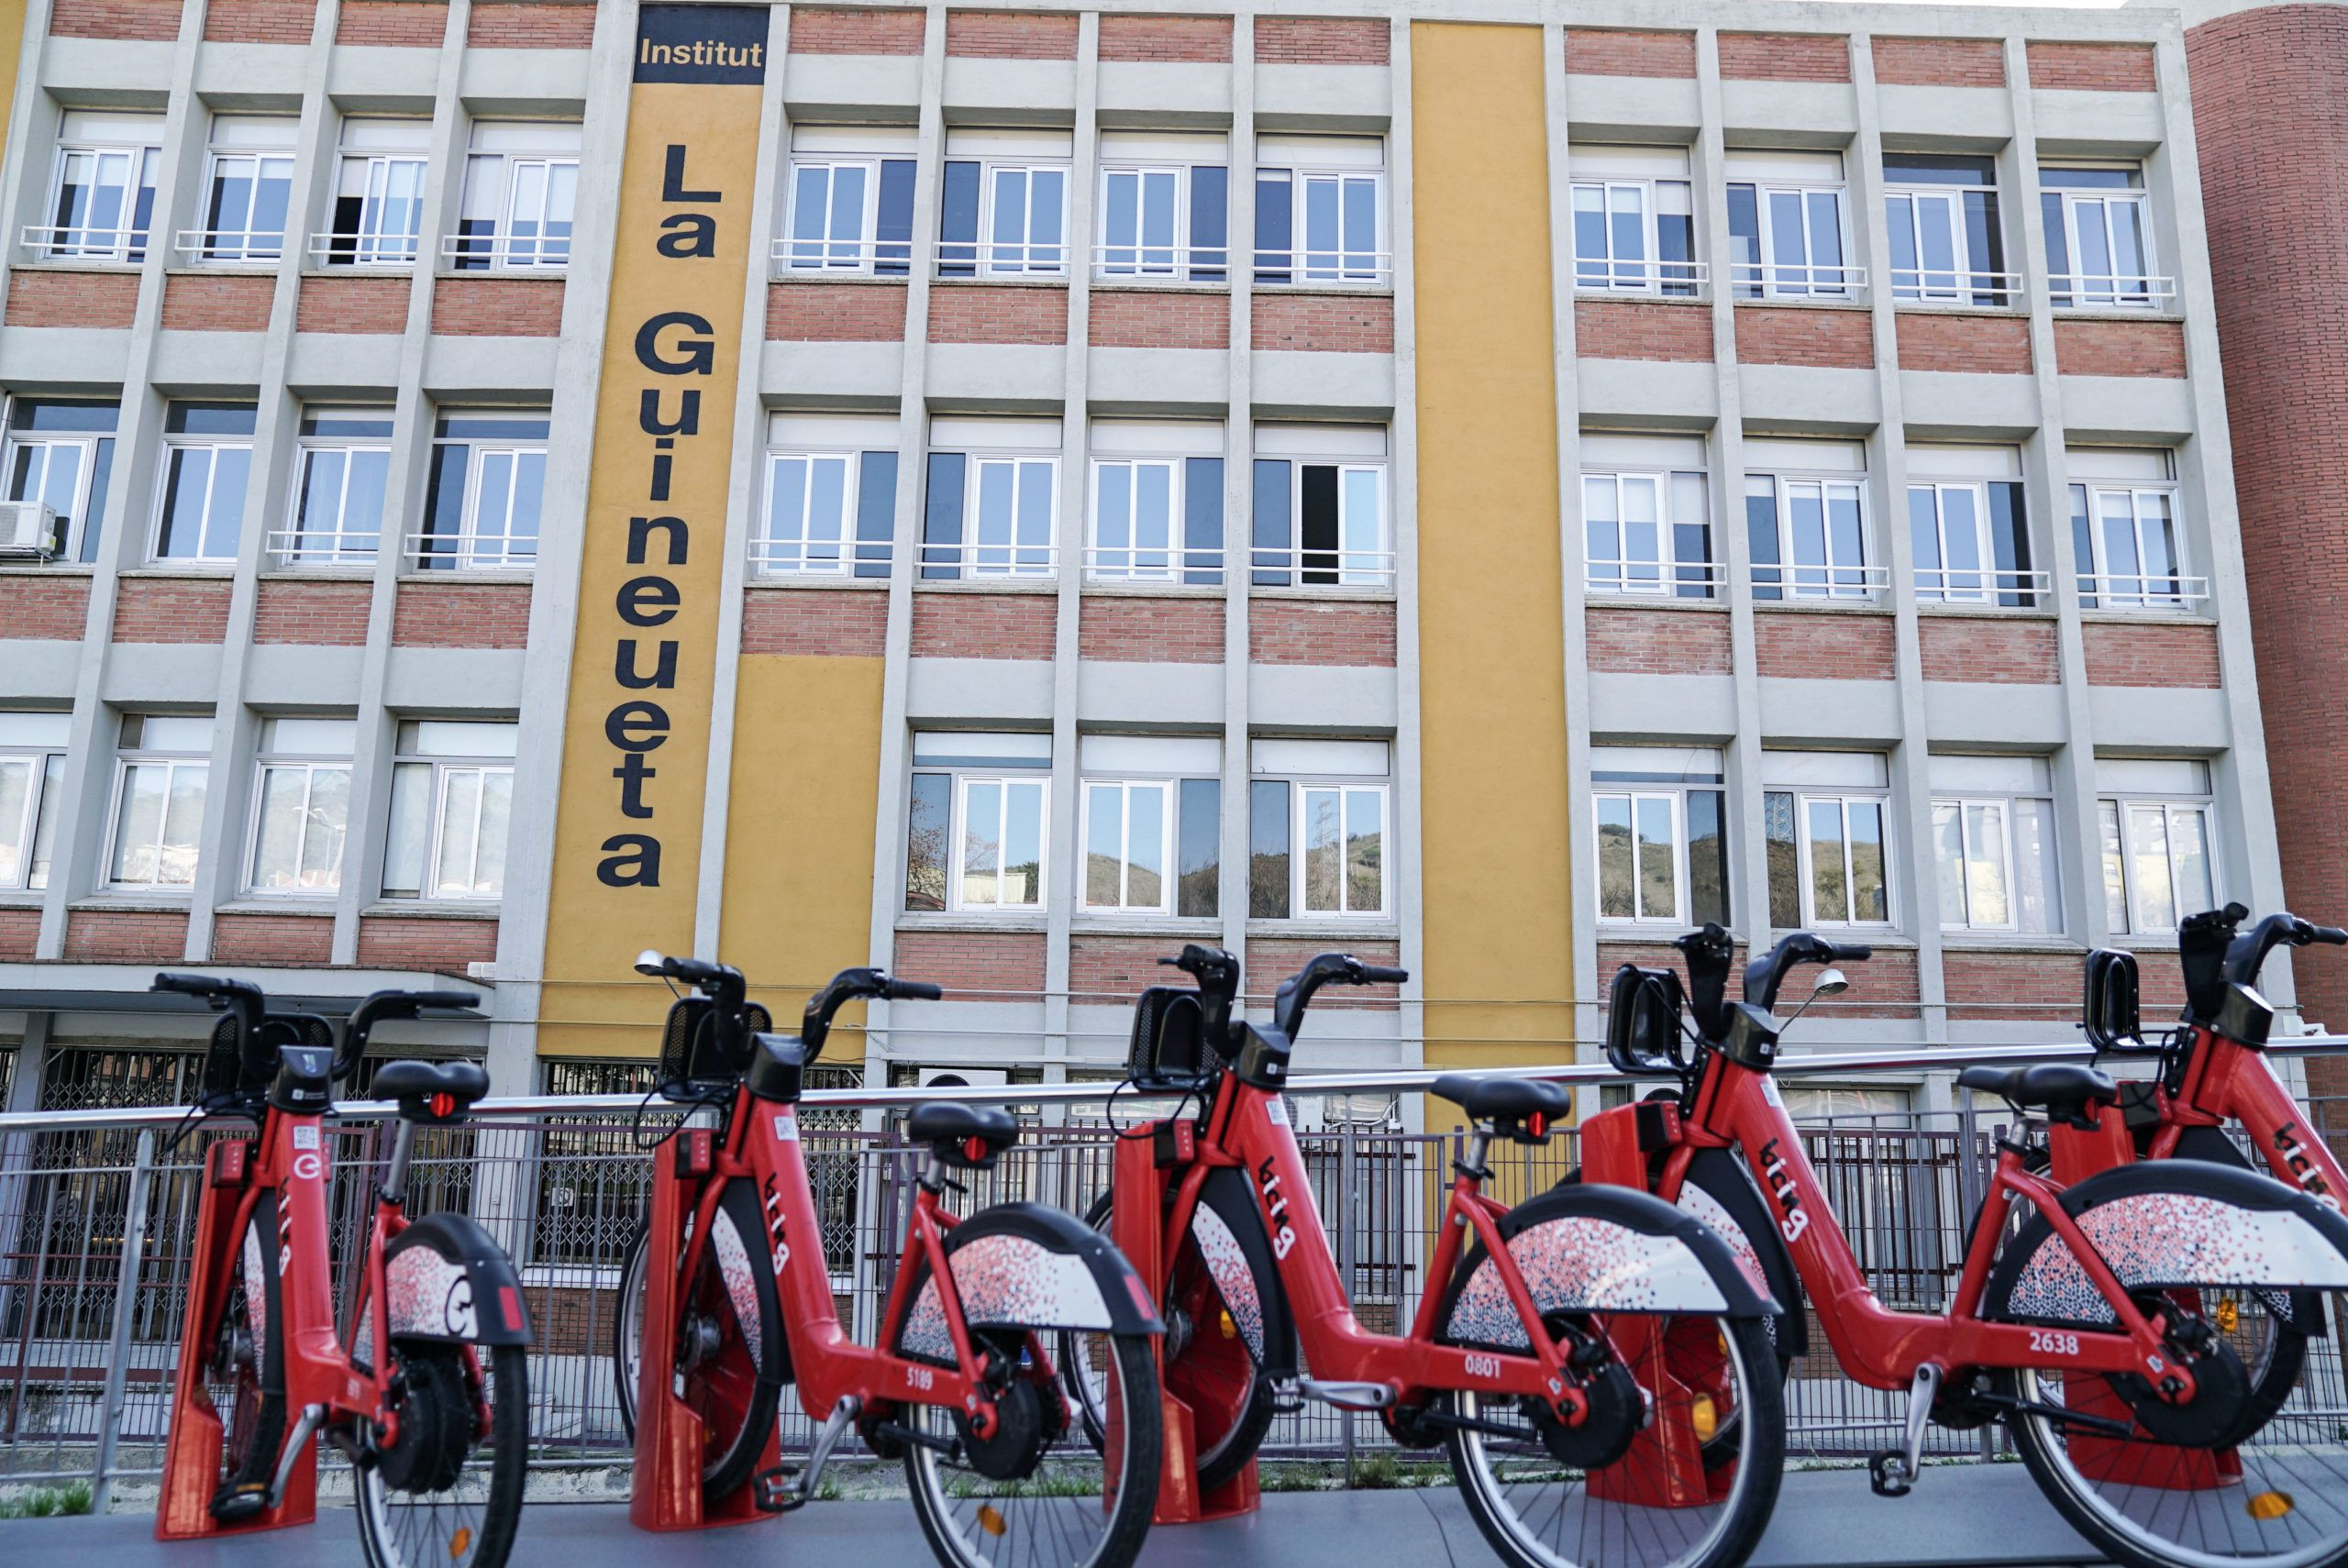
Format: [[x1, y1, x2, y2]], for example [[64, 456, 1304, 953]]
[[774, 1112, 798, 1141], [1265, 1097, 1288, 1126], [292, 1151, 322, 1182], [293, 1124, 319, 1150]]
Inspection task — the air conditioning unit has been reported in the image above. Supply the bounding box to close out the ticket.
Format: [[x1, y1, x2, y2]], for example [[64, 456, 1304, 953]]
[[0, 502, 62, 561], [917, 1066, 1008, 1089]]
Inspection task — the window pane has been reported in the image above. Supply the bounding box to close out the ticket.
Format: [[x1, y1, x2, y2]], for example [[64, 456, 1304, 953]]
[[2099, 800, 2130, 933], [161, 762, 207, 885], [2013, 798, 2060, 934], [1596, 795, 1634, 919], [1765, 790, 1800, 927], [1300, 464, 1340, 583], [1964, 801, 2010, 928], [962, 779, 1002, 903], [0, 758, 30, 887], [383, 760, 430, 895], [300, 766, 349, 889], [1746, 476, 1782, 600], [1252, 458, 1291, 585], [1608, 182, 1647, 281], [1848, 801, 1888, 922], [113, 763, 166, 882], [1135, 461, 1173, 563], [1585, 476, 1621, 587], [2168, 805, 2213, 917], [1178, 778, 1219, 919], [1183, 456, 1223, 584], [1827, 485, 1865, 588], [1189, 164, 1227, 276], [1249, 778, 1290, 918], [1127, 782, 1166, 908], [1688, 790, 1728, 925], [1085, 782, 1122, 906], [1346, 788, 1382, 913], [250, 767, 308, 889], [157, 447, 214, 558], [1302, 787, 1342, 912], [1622, 475, 1661, 585], [1095, 462, 1132, 560], [806, 454, 848, 559], [2126, 802, 2175, 931], [1635, 793, 1677, 920], [28, 755, 61, 889], [1807, 799, 1848, 922], [1909, 487, 1944, 595], [906, 772, 948, 911], [434, 769, 482, 895], [1932, 802, 1967, 926], [1002, 779, 1044, 905], [1342, 467, 1380, 577], [472, 770, 511, 895], [1573, 184, 1607, 283]]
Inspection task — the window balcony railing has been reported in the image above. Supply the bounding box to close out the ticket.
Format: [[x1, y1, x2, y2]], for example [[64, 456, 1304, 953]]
[[1586, 559, 1724, 598], [306, 232, 421, 268], [2048, 273, 2176, 309], [917, 541, 1060, 579], [1749, 562, 1892, 602], [749, 537, 892, 576], [769, 235, 914, 277], [1731, 261, 1868, 300], [174, 228, 289, 263], [1090, 243, 1231, 282], [1250, 248, 1393, 287], [404, 531, 534, 572], [1081, 545, 1226, 582], [266, 529, 378, 570], [1574, 258, 1709, 295], [439, 232, 570, 271], [936, 239, 1070, 280], [2075, 571, 2210, 612], [21, 223, 148, 260], [1888, 269, 2023, 306], [1247, 546, 1395, 589], [1914, 567, 2051, 605]]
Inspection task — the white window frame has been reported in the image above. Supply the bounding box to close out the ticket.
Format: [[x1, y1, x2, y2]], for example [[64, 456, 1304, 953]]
[[151, 416, 254, 564], [1732, 181, 1854, 298], [1582, 468, 1712, 596], [1089, 457, 1186, 582], [1257, 165, 1387, 284], [1882, 162, 2009, 304], [1909, 480, 2001, 604], [2043, 168, 2159, 309], [949, 774, 1051, 912], [759, 448, 862, 577], [278, 410, 392, 569], [105, 719, 210, 892], [244, 734, 352, 898], [325, 123, 431, 267], [422, 413, 549, 572], [1080, 778, 1178, 915], [1097, 164, 1186, 280], [197, 123, 296, 264], [2071, 480, 2188, 610], [979, 161, 1070, 279], [457, 160, 577, 271], [3, 399, 112, 561], [1748, 470, 1875, 601], [1293, 780, 1388, 919], [2099, 795, 2218, 937], [0, 730, 67, 893], [783, 157, 886, 273], [1592, 790, 1688, 925], [1257, 458, 1389, 588], [40, 135, 160, 261], [1570, 177, 1698, 295], [1930, 793, 2059, 934], [1783, 790, 1896, 928], [383, 722, 517, 902], [961, 454, 1059, 579]]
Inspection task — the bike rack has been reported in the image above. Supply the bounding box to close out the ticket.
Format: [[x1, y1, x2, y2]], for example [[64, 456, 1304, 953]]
[[626, 1138, 783, 1532], [1111, 1128, 1262, 1524], [156, 1138, 320, 1541]]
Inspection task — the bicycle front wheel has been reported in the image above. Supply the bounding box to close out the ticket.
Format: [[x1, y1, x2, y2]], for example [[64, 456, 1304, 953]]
[[1447, 1311, 1784, 1568], [202, 1191, 287, 1510], [353, 1341, 527, 1568]]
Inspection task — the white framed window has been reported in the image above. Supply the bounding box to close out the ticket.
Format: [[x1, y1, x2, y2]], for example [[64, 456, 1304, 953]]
[[921, 417, 1060, 580], [0, 713, 70, 892], [4, 397, 117, 563], [1251, 424, 1388, 588], [1089, 420, 1224, 583], [1744, 437, 1874, 601], [1593, 745, 1729, 927], [107, 713, 212, 890], [417, 409, 548, 571], [1764, 751, 1893, 929], [321, 117, 431, 266], [1248, 739, 1390, 921], [1096, 132, 1228, 282], [194, 115, 296, 262], [1928, 755, 2061, 934], [1255, 135, 1387, 284], [1080, 736, 1221, 918], [37, 112, 161, 260], [759, 413, 899, 578], [1727, 150, 1854, 298], [246, 718, 354, 897], [778, 126, 918, 276], [2042, 165, 2163, 309], [2096, 758, 2217, 936], [2066, 447, 2193, 611], [153, 403, 257, 563], [384, 720, 516, 900], [451, 120, 579, 270], [905, 733, 1051, 913], [1582, 432, 1712, 597], [276, 408, 392, 568], [1907, 445, 2035, 606], [938, 129, 1070, 279], [1570, 147, 1698, 295], [1883, 153, 2010, 305]]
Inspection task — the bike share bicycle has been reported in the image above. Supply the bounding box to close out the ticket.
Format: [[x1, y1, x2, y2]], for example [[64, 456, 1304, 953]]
[[609, 953, 1165, 1568], [1075, 944, 1787, 1568], [150, 972, 530, 1568], [1595, 924, 2348, 1568]]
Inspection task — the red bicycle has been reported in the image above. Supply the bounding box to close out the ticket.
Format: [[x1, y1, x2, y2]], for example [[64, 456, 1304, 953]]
[[611, 954, 1166, 1568], [1077, 944, 1788, 1568], [1594, 925, 2348, 1568], [151, 972, 530, 1568]]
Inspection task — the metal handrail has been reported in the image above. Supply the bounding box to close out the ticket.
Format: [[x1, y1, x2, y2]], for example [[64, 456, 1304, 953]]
[[172, 227, 289, 261], [1576, 258, 1709, 292], [1889, 268, 2023, 303]]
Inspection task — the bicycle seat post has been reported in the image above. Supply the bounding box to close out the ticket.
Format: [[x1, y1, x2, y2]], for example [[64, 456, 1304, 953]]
[[381, 1113, 418, 1209]]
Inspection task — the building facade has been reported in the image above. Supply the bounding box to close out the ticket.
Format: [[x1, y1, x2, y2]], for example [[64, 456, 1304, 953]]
[[0, 0, 2297, 1127]]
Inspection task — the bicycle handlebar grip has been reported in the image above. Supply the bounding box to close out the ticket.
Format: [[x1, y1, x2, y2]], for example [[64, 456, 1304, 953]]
[[407, 990, 482, 1011], [666, 955, 728, 987], [1360, 965, 1410, 985], [886, 978, 943, 1001], [1826, 943, 1874, 962], [151, 971, 223, 996], [2311, 925, 2348, 946]]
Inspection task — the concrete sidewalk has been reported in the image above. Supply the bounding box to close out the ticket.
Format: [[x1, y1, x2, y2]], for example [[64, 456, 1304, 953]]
[[0, 1465, 2102, 1567]]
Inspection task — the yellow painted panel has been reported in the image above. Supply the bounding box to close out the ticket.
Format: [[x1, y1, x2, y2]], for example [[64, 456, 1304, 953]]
[[718, 653, 886, 1066], [0, 0, 24, 159], [1411, 21, 1573, 1106]]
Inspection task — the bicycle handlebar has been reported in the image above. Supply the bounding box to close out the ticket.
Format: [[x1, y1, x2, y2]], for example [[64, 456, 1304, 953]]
[[1742, 931, 1870, 1015], [1272, 952, 1410, 1039], [338, 988, 481, 1080], [1162, 944, 1242, 1050], [803, 966, 940, 1055]]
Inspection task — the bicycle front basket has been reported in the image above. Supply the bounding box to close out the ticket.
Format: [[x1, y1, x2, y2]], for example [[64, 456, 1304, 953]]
[[1126, 985, 1208, 1089], [1605, 964, 1688, 1077]]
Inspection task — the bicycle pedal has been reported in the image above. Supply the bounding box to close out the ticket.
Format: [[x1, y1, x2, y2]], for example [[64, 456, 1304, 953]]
[[1866, 1451, 1912, 1498], [210, 1481, 271, 1522], [752, 1465, 804, 1514]]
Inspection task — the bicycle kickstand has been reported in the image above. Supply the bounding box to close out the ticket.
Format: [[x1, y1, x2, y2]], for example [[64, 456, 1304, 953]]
[[1869, 1364, 1942, 1498], [754, 1395, 859, 1514]]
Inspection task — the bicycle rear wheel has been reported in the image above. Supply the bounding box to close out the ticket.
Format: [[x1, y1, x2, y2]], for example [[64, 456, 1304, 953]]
[[201, 1192, 286, 1514], [354, 1342, 527, 1568]]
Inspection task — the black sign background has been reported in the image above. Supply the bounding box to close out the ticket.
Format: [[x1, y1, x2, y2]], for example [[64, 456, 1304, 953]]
[[636, 3, 769, 84]]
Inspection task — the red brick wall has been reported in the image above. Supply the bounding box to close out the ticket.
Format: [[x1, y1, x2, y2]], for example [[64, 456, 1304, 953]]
[[1070, 935, 1186, 1004], [927, 284, 1069, 346], [1249, 600, 1397, 667], [467, 0, 596, 48], [50, 0, 180, 38], [1918, 617, 2058, 684], [1099, 13, 1229, 62], [1596, 940, 1746, 1021], [1944, 949, 2080, 1023], [788, 6, 924, 54], [2052, 317, 2187, 378], [2027, 39, 2157, 93], [1734, 306, 1873, 369], [1245, 939, 1401, 1009], [203, 0, 316, 44], [1564, 28, 1695, 79], [1575, 299, 1711, 363], [2081, 621, 2222, 688], [945, 10, 1076, 59], [1255, 16, 1387, 64], [1079, 597, 1222, 663], [740, 588, 888, 657], [1585, 606, 1733, 676], [1719, 31, 1851, 83], [1251, 293, 1393, 353], [335, 0, 447, 47], [114, 579, 232, 644], [64, 909, 190, 963], [1897, 312, 2032, 375], [160, 273, 276, 333], [253, 580, 372, 645], [6, 271, 139, 330], [910, 593, 1055, 659], [1090, 290, 1229, 350], [296, 276, 411, 335], [211, 911, 334, 966], [1754, 611, 1895, 680], [0, 908, 39, 962], [392, 581, 533, 648], [0, 577, 93, 641], [892, 930, 1047, 1000], [1872, 37, 2004, 88], [356, 914, 497, 972], [2188, 5, 2348, 1048], [432, 277, 565, 337], [768, 282, 908, 342]]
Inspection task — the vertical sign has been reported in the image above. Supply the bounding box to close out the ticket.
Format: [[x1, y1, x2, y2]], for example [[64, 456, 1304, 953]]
[[541, 5, 766, 1054]]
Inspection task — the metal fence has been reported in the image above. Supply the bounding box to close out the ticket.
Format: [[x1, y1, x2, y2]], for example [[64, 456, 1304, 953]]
[[3, 1082, 2344, 1502]]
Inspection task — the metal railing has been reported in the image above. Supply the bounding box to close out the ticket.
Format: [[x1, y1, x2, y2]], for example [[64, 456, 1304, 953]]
[[19, 225, 149, 261], [1749, 561, 1893, 602], [305, 232, 420, 268], [1732, 261, 1868, 298], [770, 235, 916, 276], [1081, 545, 1226, 582], [1090, 242, 1230, 282], [1586, 558, 1724, 598], [6, 1047, 2343, 1499], [749, 536, 892, 577], [1248, 545, 1395, 589], [1913, 566, 2051, 604], [264, 528, 379, 570], [917, 540, 1059, 579], [2048, 272, 2177, 308], [438, 233, 570, 271], [403, 531, 536, 573], [1889, 269, 2023, 305], [1575, 258, 1709, 294], [172, 228, 288, 264], [1252, 248, 1393, 286], [2076, 570, 2210, 611]]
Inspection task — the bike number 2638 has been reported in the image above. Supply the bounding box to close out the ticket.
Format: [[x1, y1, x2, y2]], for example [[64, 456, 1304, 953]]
[[2029, 1330, 2079, 1357]]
